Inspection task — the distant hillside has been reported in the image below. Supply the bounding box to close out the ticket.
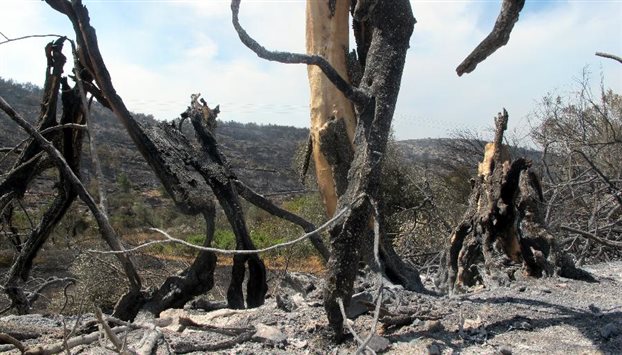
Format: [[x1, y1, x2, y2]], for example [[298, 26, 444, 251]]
[[0, 78, 310, 195], [0, 77, 538, 197]]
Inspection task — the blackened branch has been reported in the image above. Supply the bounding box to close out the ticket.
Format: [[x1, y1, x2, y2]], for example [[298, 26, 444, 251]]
[[456, 0, 525, 76], [595, 52, 622, 64], [230, 0, 369, 106]]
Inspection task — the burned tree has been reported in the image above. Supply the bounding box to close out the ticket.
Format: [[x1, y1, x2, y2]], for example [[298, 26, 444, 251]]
[[21, 0, 334, 319], [232, 0, 534, 339], [0, 37, 145, 315], [231, 0, 419, 339], [436, 110, 592, 293]]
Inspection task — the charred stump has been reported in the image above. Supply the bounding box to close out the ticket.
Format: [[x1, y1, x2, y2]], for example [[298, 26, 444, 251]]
[[436, 109, 592, 294]]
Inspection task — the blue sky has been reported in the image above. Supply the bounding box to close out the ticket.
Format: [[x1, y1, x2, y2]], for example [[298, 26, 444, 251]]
[[1, 0, 621, 141]]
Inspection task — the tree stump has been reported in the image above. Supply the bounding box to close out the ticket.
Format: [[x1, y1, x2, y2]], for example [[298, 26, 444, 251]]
[[436, 109, 592, 293]]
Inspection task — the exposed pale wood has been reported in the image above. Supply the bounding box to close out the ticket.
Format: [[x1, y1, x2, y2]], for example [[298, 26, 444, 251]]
[[306, 0, 357, 216]]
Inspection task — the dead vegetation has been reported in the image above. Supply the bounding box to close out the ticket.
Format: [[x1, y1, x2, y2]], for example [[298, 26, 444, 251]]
[[0, 0, 621, 353]]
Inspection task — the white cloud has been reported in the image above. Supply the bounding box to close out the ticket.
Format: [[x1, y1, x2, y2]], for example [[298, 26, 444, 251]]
[[395, 0, 622, 139], [1, 0, 620, 141]]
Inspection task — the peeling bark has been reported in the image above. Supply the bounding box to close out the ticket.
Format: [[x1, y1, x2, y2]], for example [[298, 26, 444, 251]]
[[306, 0, 357, 217]]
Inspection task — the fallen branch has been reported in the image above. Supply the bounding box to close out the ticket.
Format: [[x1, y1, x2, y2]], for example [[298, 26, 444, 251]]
[[23, 326, 131, 354], [0, 333, 25, 353], [178, 317, 254, 336], [137, 329, 162, 355], [172, 331, 254, 353], [94, 307, 127, 354]]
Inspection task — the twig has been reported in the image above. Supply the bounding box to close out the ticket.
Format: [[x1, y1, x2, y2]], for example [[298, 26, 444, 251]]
[[88, 200, 354, 255], [595, 52, 622, 64], [0, 33, 64, 46], [230, 0, 369, 106], [337, 298, 375, 354], [456, 0, 525, 76], [94, 307, 126, 353], [28, 326, 132, 354]]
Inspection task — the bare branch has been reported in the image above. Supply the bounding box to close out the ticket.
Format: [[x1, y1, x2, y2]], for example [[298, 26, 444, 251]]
[[0, 94, 142, 292], [230, 0, 369, 106], [89, 202, 356, 255], [574, 149, 622, 208], [233, 179, 330, 261], [0, 33, 64, 46], [456, 0, 525, 76], [561, 225, 622, 248], [27, 277, 76, 305], [595, 52, 622, 64]]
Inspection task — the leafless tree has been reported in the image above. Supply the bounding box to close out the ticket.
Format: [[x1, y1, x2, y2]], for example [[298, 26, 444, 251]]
[[531, 72, 622, 264], [0, 0, 533, 343]]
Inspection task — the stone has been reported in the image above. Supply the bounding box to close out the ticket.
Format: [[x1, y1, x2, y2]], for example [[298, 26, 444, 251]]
[[367, 335, 391, 353], [427, 343, 441, 355], [462, 315, 484, 331], [282, 272, 318, 296], [498, 345, 513, 355], [290, 339, 308, 349], [276, 293, 297, 312], [600, 323, 620, 339], [346, 291, 373, 319], [253, 323, 287, 346], [424, 320, 444, 333]]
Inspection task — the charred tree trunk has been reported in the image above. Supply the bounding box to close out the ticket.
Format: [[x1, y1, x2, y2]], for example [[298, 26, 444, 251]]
[[323, 0, 421, 340], [42, 0, 331, 319], [1, 39, 86, 314], [42, 0, 268, 315], [436, 110, 592, 294], [231, 0, 420, 340]]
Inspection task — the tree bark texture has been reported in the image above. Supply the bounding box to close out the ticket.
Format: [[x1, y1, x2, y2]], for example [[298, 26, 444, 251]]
[[323, 0, 420, 340], [306, 0, 357, 217], [1, 39, 85, 314], [436, 110, 592, 294], [44, 0, 265, 314]]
